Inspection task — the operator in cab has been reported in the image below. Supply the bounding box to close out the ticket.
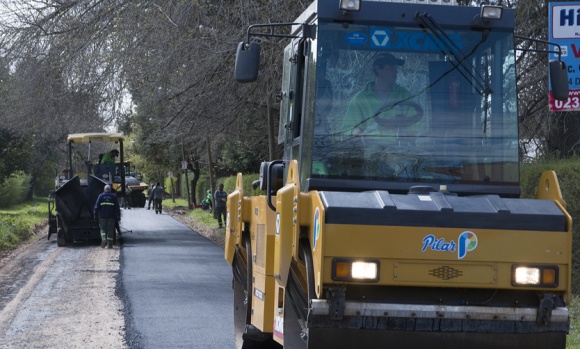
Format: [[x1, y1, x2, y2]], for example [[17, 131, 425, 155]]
[[100, 149, 119, 165], [342, 53, 422, 147]]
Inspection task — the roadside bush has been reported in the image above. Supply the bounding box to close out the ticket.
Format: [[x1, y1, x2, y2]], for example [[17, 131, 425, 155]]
[[0, 216, 29, 249], [222, 173, 262, 197], [196, 173, 262, 204], [34, 172, 58, 197], [0, 198, 46, 250], [0, 172, 32, 208]]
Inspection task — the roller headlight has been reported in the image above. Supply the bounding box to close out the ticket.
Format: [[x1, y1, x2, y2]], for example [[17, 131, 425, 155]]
[[332, 259, 379, 282], [512, 265, 559, 287]]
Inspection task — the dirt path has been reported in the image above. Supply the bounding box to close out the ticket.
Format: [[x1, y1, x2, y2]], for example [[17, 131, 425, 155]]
[[0, 229, 126, 349]]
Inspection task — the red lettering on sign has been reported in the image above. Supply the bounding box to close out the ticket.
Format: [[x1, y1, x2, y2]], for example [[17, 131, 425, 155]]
[[572, 44, 580, 58], [549, 89, 580, 112]]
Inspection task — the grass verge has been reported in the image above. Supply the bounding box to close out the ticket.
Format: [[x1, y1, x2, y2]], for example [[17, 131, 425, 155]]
[[163, 198, 218, 226], [0, 197, 48, 250], [568, 296, 579, 348], [163, 197, 225, 247]]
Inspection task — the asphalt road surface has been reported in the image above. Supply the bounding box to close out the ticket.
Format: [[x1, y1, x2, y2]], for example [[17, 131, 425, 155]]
[[120, 208, 233, 348], [0, 207, 233, 349]]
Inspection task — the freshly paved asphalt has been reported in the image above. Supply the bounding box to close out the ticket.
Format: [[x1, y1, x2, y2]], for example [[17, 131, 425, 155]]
[[118, 207, 233, 349]]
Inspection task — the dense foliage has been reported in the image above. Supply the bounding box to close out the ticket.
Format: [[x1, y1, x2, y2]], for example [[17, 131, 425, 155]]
[[0, 172, 31, 208], [0, 198, 47, 249]]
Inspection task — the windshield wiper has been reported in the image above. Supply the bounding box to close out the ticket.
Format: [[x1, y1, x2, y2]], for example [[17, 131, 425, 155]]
[[415, 12, 492, 96]]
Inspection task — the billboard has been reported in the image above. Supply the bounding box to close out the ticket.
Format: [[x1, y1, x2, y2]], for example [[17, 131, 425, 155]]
[[548, 2, 580, 112]]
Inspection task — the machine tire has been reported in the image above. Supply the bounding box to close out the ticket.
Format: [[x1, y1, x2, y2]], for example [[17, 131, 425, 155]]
[[283, 269, 308, 349], [56, 228, 66, 247], [134, 192, 146, 207], [232, 233, 252, 348], [48, 224, 57, 241], [232, 234, 280, 349], [66, 232, 74, 244], [282, 239, 313, 349]]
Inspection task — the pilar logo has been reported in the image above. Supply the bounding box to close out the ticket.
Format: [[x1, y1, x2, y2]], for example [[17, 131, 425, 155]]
[[313, 208, 320, 251], [421, 231, 478, 259]]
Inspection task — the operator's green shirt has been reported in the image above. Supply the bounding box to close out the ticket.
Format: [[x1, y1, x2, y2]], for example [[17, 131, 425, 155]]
[[101, 151, 116, 165], [342, 81, 416, 140]]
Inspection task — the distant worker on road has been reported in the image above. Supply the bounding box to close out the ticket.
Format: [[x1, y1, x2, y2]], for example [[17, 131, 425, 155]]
[[214, 183, 227, 228], [100, 149, 119, 165], [152, 182, 165, 214], [202, 189, 213, 211], [147, 183, 155, 210], [93, 185, 121, 249]]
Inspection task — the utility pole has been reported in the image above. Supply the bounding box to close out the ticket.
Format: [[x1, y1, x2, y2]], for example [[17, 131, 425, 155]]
[[267, 80, 276, 160], [169, 170, 175, 203], [206, 137, 216, 218], [182, 144, 191, 209]]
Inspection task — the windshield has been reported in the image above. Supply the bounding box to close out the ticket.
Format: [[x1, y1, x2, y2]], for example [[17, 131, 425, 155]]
[[311, 21, 518, 187]]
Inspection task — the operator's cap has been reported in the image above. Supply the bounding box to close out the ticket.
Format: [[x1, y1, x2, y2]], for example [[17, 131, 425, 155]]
[[104, 185, 112, 192], [373, 53, 404, 67]]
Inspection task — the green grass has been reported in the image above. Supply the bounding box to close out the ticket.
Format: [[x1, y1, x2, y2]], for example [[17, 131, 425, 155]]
[[188, 207, 218, 226], [0, 197, 49, 249], [162, 197, 189, 208], [162, 197, 218, 226], [568, 297, 580, 348]]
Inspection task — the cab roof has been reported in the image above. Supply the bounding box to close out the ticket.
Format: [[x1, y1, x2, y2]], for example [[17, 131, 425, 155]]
[[67, 132, 125, 143]]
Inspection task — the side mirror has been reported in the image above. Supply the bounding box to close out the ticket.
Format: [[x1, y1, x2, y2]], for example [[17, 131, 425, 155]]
[[549, 60, 569, 101], [258, 161, 283, 192], [235, 41, 261, 83], [257, 160, 285, 211]]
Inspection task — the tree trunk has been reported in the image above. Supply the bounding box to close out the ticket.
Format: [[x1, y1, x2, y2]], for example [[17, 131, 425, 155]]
[[206, 137, 216, 219], [190, 160, 200, 205]]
